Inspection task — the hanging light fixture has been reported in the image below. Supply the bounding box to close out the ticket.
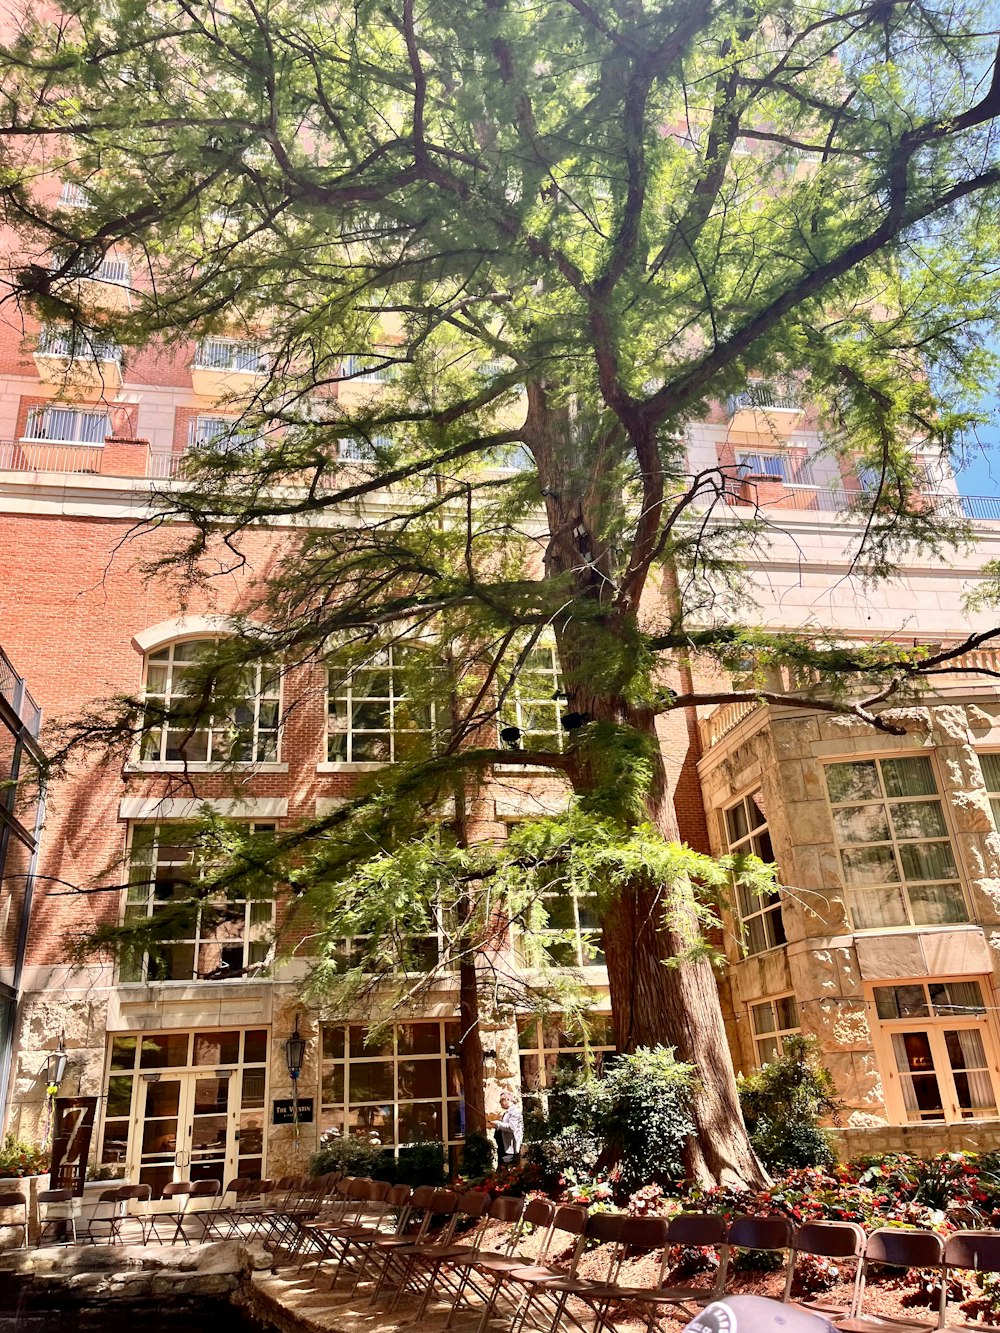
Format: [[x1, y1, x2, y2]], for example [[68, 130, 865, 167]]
[[284, 1014, 306, 1081], [45, 1032, 68, 1090]]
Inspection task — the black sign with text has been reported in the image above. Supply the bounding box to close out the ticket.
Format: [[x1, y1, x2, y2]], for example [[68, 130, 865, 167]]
[[49, 1097, 98, 1196], [272, 1097, 314, 1125]]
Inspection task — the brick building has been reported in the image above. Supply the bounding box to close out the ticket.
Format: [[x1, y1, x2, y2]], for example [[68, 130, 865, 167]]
[[3, 212, 1000, 1183]]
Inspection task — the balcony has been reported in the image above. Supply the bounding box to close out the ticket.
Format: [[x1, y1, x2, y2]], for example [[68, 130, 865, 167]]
[[33, 327, 123, 388], [727, 381, 804, 435], [67, 255, 132, 313], [336, 352, 398, 409], [0, 438, 185, 480], [191, 338, 267, 400]]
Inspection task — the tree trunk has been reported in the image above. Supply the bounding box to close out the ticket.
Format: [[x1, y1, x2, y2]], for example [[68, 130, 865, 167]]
[[458, 950, 487, 1138], [574, 691, 767, 1188]]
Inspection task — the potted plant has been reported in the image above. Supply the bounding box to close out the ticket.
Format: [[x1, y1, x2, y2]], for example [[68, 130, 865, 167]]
[[0, 1134, 51, 1245]]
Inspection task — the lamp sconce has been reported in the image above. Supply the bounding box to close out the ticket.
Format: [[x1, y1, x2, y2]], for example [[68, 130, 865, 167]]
[[44, 1032, 68, 1091], [285, 1014, 306, 1082]]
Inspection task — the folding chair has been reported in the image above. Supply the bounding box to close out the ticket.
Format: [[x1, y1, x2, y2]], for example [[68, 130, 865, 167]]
[[78, 1186, 129, 1245], [231, 1178, 275, 1241], [175, 1179, 222, 1245], [546, 1213, 732, 1333], [440, 1194, 533, 1327], [297, 1183, 392, 1274], [390, 1188, 492, 1314], [498, 1204, 593, 1333], [118, 1184, 153, 1244], [146, 1180, 192, 1245], [0, 1191, 28, 1250], [939, 1230, 1000, 1331], [36, 1188, 78, 1246], [312, 1182, 411, 1287], [369, 1187, 459, 1305], [251, 1175, 302, 1248], [836, 1229, 946, 1333], [785, 1221, 866, 1320], [516, 1211, 632, 1333]]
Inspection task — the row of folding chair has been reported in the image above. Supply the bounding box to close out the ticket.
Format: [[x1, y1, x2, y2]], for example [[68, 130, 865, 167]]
[[284, 1181, 1000, 1333]]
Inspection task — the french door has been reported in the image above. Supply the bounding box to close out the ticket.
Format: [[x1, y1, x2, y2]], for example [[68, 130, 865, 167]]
[[889, 1025, 1000, 1122], [133, 1070, 236, 1197]]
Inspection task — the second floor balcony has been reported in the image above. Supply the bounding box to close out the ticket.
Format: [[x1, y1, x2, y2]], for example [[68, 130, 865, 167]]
[[727, 380, 804, 434], [33, 326, 123, 388], [191, 338, 267, 399]]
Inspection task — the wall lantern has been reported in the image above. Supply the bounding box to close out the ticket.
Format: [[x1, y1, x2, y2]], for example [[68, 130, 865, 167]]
[[45, 1032, 68, 1090], [285, 1014, 306, 1082]]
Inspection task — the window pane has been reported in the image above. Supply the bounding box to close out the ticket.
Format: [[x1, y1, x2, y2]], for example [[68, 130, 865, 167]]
[[139, 1033, 189, 1068], [882, 757, 936, 798], [757, 1036, 780, 1063], [398, 1101, 442, 1144], [243, 1030, 268, 1063], [889, 800, 947, 840], [775, 996, 799, 1030], [874, 984, 929, 1020], [891, 1031, 944, 1120], [930, 981, 984, 1016], [826, 761, 880, 803], [841, 844, 899, 886], [397, 1024, 441, 1056], [323, 1027, 345, 1060], [726, 802, 749, 845], [945, 1029, 996, 1113], [348, 1061, 394, 1102], [106, 1075, 133, 1118], [849, 883, 908, 929], [980, 753, 1000, 791], [398, 1060, 442, 1100], [833, 805, 891, 844], [907, 882, 967, 925], [193, 1032, 240, 1066], [898, 842, 958, 882], [111, 1036, 138, 1070], [751, 1001, 776, 1035]]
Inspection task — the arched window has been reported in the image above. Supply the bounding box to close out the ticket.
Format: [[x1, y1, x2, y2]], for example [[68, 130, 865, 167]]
[[140, 639, 280, 764]]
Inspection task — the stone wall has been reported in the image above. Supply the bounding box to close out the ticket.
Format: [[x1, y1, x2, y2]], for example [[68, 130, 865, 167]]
[[699, 692, 1000, 1130], [830, 1118, 1000, 1161]]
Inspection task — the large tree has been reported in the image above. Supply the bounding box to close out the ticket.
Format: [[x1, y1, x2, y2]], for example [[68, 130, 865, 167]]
[[3, 0, 1000, 1185]]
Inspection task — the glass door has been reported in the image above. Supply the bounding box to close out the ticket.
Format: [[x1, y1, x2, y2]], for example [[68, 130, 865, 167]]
[[890, 1026, 1000, 1122], [136, 1074, 185, 1198], [133, 1072, 237, 1195]]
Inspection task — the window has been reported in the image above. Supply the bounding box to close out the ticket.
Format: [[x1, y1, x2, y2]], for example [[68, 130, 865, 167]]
[[140, 639, 280, 765], [736, 452, 792, 481], [724, 791, 785, 956], [499, 646, 565, 753], [517, 1013, 614, 1116], [94, 256, 130, 285], [872, 979, 999, 1123], [977, 753, 1000, 831], [524, 872, 603, 968], [194, 338, 265, 373], [748, 995, 800, 1065], [338, 435, 392, 460], [36, 324, 120, 363], [330, 903, 451, 976], [327, 646, 437, 764], [825, 756, 967, 930], [23, 406, 109, 444], [319, 1021, 464, 1171], [121, 824, 275, 984], [339, 353, 396, 383], [58, 181, 92, 208], [187, 416, 258, 451]]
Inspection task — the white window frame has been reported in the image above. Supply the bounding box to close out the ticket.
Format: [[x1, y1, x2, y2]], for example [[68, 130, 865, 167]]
[[319, 1020, 464, 1171], [121, 822, 275, 985], [722, 789, 785, 957], [824, 754, 969, 931], [23, 405, 109, 444], [58, 181, 93, 208], [326, 645, 437, 766], [139, 637, 281, 767], [868, 978, 1000, 1125], [517, 1012, 615, 1113], [498, 644, 566, 754], [747, 994, 800, 1066], [339, 353, 397, 383]]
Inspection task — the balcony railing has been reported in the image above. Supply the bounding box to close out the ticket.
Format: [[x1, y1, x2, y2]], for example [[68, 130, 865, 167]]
[[727, 382, 802, 414], [720, 482, 1000, 523], [339, 354, 397, 383], [193, 339, 265, 373], [0, 644, 41, 738], [35, 327, 121, 362]]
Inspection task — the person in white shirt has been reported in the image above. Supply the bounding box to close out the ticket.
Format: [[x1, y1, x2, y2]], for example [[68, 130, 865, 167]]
[[491, 1090, 523, 1164]]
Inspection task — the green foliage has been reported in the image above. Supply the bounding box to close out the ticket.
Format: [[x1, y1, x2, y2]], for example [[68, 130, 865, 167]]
[[0, 1134, 49, 1178], [460, 1133, 494, 1181], [310, 1135, 393, 1181], [595, 1047, 696, 1193], [739, 1036, 838, 1172]]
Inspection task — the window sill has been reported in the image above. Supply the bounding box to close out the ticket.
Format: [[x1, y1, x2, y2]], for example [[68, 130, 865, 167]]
[[127, 761, 288, 774], [116, 976, 273, 988], [317, 761, 388, 773]]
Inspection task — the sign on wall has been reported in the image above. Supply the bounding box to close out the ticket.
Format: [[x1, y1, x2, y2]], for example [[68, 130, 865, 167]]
[[49, 1096, 98, 1196], [272, 1098, 314, 1125]]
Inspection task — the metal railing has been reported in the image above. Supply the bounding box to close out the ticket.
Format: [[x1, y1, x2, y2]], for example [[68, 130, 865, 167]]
[[339, 354, 397, 383], [35, 326, 121, 362], [193, 338, 265, 373], [727, 382, 802, 413], [721, 482, 1000, 524], [0, 440, 103, 473], [0, 645, 41, 738]]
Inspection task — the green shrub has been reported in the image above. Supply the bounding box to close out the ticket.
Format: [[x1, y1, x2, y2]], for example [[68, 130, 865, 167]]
[[392, 1141, 447, 1187], [739, 1036, 837, 1172], [460, 1133, 493, 1181], [591, 1046, 696, 1194], [309, 1134, 393, 1179]]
